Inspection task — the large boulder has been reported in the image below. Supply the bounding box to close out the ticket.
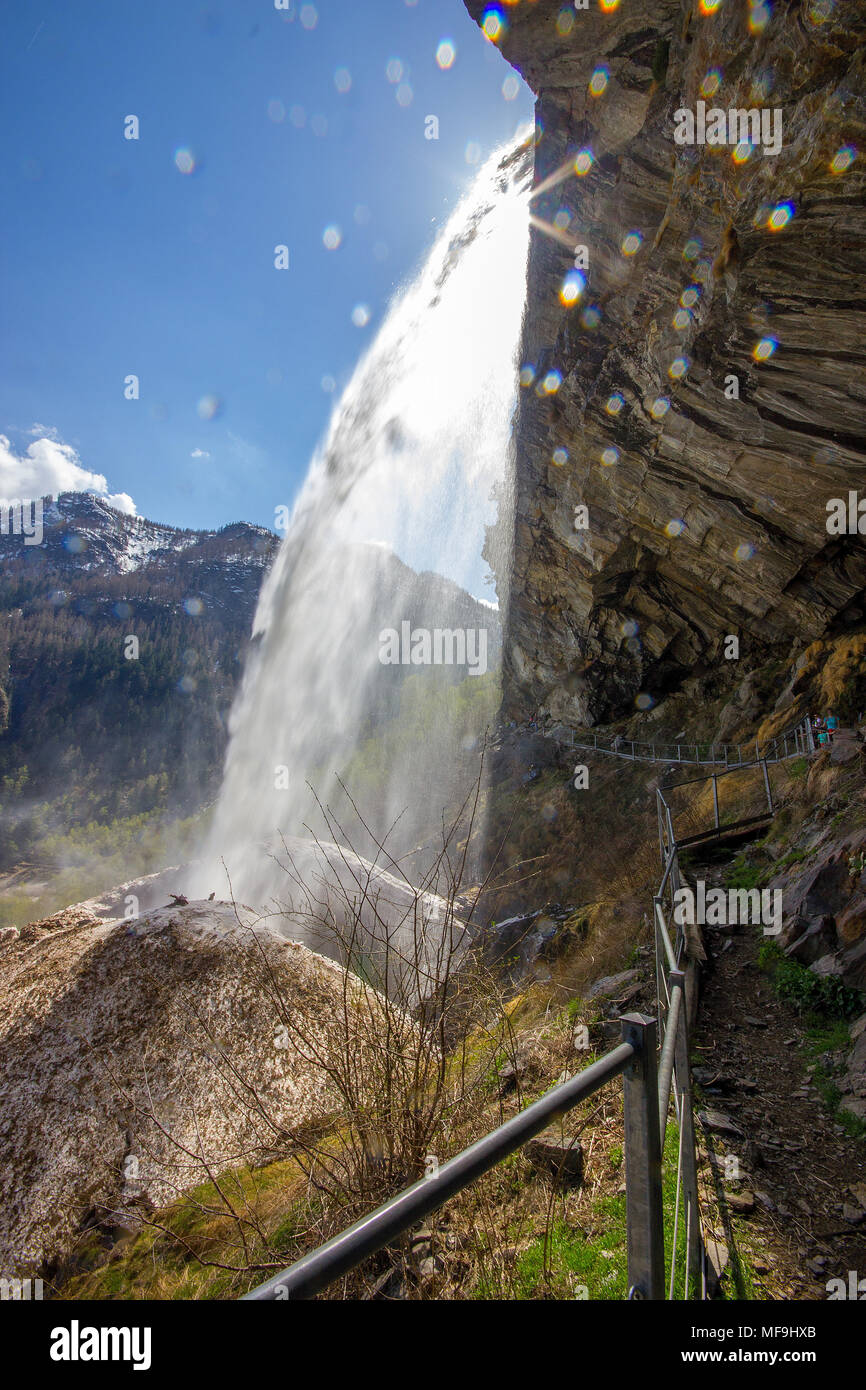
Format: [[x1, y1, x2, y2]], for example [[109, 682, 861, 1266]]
[[0, 900, 406, 1277]]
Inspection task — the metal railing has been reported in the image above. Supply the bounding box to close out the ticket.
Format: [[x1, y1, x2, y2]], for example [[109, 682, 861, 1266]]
[[243, 1018, 668, 1300], [553, 712, 815, 769]]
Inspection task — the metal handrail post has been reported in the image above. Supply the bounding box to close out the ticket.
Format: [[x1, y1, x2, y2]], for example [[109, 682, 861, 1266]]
[[761, 758, 773, 814], [671, 974, 702, 1294], [621, 1014, 664, 1300]]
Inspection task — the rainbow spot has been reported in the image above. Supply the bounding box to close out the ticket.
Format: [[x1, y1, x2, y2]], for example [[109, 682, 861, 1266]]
[[560, 271, 585, 305], [588, 67, 609, 97], [753, 337, 777, 361], [700, 69, 722, 98], [556, 7, 575, 35], [581, 305, 602, 329], [635, 692, 655, 711], [174, 147, 196, 175], [601, 446, 620, 466], [698, 0, 722, 12], [668, 356, 689, 380], [683, 238, 702, 261], [606, 393, 625, 416], [436, 40, 456, 69], [680, 287, 700, 308], [574, 147, 594, 176], [830, 145, 856, 174], [650, 396, 670, 420], [734, 543, 755, 562], [767, 201, 794, 231], [519, 365, 535, 387], [541, 370, 563, 394], [552, 447, 569, 467], [621, 619, 640, 638], [665, 519, 686, 538], [673, 308, 692, 331], [732, 140, 755, 165], [621, 231, 643, 256], [481, 7, 505, 41]]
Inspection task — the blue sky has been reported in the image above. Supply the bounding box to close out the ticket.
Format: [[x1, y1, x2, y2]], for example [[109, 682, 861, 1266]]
[[0, 0, 532, 531]]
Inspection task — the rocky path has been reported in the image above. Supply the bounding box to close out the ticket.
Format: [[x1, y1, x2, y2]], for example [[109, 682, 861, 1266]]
[[693, 868, 866, 1300]]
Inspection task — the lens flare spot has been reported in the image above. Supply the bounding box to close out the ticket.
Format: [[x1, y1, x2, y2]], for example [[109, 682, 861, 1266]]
[[621, 231, 643, 256], [289, 105, 306, 128], [734, 542, 755, 562], [732, 140, 755, 164], [386, 58, 404, 83], [683, 237, 702, 261], [351, 304, 371, 327], [573, 148, 594, 177], [396, 82, 413, 107], [334, 67, 352, 93], [753, 336, 777, 361], [174, 147, 196, 175], [808, 0, 834, 22], [321, 374, 336, 393], [541, 369, 562, 394], [830, 145, 856, 174], [197, 394, 221, 421], [621, 619, 640, 638], [436, 39, 456, 69], [183, 597, 204, 617], [581, 305, 601, 329], [635, 692, 655, 711], [749, 2, 771, 33], [606, 393, 625, 416], [322, 224, 342, 250], [767, 201, 794, 231], [267, 100, 285, 123], [502, 73, 519, 100], [600, 0, 621, 11], [601, 446, 620, 466], [300, 4, 318, 29], [481, 7, 506, 41], [519, 364, 535, 387], [560, 270, 585, 305], [552, 447, 569, 467], [698, 0, 722, 12], [680, 287, 700, 309], [672, 308, 692, 330], [668, 356, 689, 381], [665, 519, 686, 538], [649, 396, 670, 420], [553, 208, 572, 230], [588, 66, 609, 97], [465, 141, 482, 165], [556, 7, 575, 35], [700, 69, 722, 98]]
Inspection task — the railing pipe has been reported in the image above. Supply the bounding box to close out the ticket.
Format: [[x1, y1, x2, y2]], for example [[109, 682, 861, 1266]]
[[621, 1014, 665, 1300], [243, 1042, 636, 1300]]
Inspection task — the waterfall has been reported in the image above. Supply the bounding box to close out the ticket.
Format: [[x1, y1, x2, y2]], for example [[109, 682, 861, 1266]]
[[198, 139, 532, 924]]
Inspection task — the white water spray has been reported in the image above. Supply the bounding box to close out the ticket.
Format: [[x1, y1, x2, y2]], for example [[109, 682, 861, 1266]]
[[200, 141, 532, 915]]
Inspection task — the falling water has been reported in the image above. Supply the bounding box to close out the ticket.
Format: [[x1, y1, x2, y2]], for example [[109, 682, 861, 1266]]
[[198, 140, 532, 924]]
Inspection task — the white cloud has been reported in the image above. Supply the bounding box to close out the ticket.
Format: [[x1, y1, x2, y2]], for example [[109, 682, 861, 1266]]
[[190, 448, 210, 459], [0, 431, 136, 515]]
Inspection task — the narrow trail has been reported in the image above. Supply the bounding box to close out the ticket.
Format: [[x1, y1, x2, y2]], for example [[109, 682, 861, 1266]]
[[692, 851, 866, 1300]]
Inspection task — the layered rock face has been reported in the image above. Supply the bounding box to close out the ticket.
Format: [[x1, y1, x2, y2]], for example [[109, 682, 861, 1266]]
[[467, 0, 866, 725]]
